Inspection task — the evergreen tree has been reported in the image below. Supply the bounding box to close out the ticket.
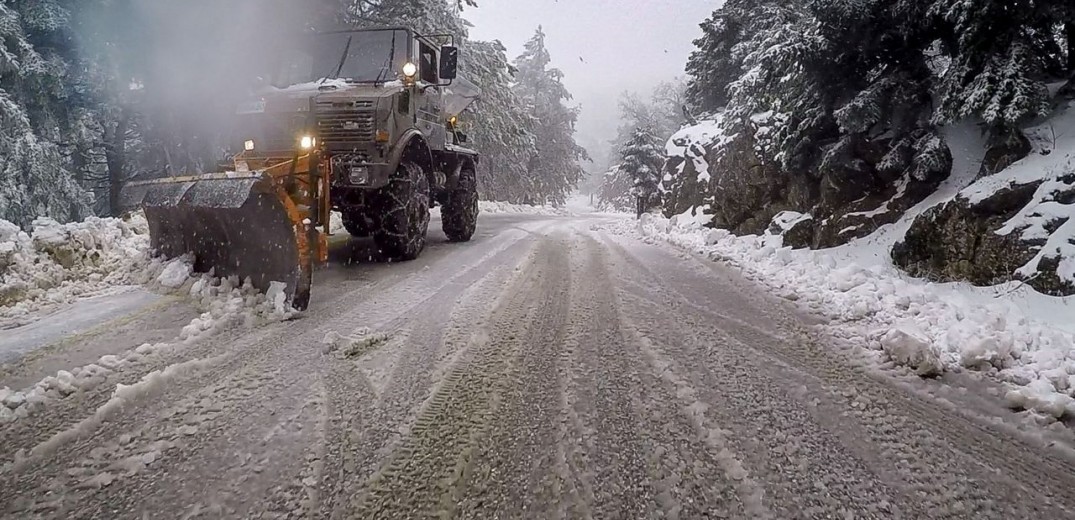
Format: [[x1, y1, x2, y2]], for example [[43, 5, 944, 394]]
[[722, 1, 833, 172], [598, 164, 634, 212], [355, 0, 476, 36], [618, 126, 665, 217], [459, 39, 538, 203], [0, 1, 90, 227], [686, 3, 749, 113], [512, 27, 588, 205], [607, 80, 687, 168], [929, 0, 1059, 127]]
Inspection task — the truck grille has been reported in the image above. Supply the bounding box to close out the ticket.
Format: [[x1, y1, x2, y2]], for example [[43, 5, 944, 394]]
[[316, 100, 376, 148]]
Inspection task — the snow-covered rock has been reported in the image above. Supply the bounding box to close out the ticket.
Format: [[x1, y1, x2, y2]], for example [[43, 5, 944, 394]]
[[895, 101, 1075, 296], [767, 211, 815, 249], [156, 258, 193, 289], [880, 325, 944, 377]]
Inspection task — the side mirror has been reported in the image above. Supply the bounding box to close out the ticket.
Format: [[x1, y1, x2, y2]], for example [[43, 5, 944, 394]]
[[440, 46, 459, 80]]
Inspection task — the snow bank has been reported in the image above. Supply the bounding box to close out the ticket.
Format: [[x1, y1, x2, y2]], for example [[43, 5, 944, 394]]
[[431, 200, 572, 219], [0, 215, 154, 322], [0, 213, 299, 424], [603, 212, 1075, 421], [478, 200, 571, 216]]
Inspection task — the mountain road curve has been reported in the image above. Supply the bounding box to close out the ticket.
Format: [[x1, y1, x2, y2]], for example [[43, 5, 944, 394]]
[[2, 212, 1075, 519]]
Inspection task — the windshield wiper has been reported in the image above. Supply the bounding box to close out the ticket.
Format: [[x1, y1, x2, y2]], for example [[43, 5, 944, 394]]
[[375, 32, 398, 84], [323, 35, 353, 83]]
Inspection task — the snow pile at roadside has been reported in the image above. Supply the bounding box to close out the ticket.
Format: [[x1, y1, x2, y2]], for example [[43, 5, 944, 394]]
[[430, 200, 572, 219], [0, 258, 295, 424], [0, 215, 154, 322], [479, 200, 571, 216], [604, 210, 1075, 421]]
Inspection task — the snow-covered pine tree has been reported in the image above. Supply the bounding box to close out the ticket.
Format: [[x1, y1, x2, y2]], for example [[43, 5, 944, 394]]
[[607, 81, 687, 166], [618, 126, 665, 217], [722, 1, 832, 173], [598, 164, 634, 212], [0, 1, 90, 227], [513, 27, 588, 206], [355, 0, 476, 36], [459, 39, 538, 203], [928, 0, 1058, 128], [809, 0, 944, 185], [686, 2, 752, 114]]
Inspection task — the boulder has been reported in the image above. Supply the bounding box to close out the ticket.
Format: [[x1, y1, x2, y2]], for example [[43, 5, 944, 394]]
[[978, 127, 1031, 179], [892, 182, 1057, 290], [767, 211, 816, 249]]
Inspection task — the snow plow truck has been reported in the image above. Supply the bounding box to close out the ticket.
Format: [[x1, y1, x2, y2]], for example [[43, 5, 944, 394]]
[[121, 27, 481, 310]]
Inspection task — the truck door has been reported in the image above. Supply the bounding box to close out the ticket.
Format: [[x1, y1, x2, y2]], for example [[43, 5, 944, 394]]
[[416, 40, 447, 150]]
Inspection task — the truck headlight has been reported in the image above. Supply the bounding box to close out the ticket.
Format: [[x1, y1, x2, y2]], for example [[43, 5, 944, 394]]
[[244, 140, 255, 151], [300, 135, 316, 150], [402, 62, 417, 78]]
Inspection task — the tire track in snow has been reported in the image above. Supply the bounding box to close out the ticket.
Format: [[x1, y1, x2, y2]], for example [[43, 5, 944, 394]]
[[555, 232, 748, 519], [599, 229, 1075, 518], [346, 242, 548, 518], [451, 231, 573, 519], [317, 232, 541, 519]]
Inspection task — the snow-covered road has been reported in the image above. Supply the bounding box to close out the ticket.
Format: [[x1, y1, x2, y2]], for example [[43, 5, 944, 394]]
[[2, 213, 1075, 518]]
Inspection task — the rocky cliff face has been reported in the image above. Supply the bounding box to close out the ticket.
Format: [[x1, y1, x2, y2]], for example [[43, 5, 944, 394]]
[[664, 89, 1075, 297], [664, 117, 951, 251]]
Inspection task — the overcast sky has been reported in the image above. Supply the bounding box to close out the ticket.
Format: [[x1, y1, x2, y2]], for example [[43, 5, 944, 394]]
[[464, 0, 719, 168]]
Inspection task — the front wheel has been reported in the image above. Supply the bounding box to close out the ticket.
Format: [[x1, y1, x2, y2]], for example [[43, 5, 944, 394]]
[[373, 160, 430, 260], [442, 163, 479, 242]]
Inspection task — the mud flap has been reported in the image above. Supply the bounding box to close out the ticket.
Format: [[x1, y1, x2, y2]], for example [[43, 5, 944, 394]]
[[122, 174, 312, 310]]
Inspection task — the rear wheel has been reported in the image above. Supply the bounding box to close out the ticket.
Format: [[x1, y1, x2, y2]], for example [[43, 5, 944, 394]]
[[442, 163, 479, 242], [373, 160, 430, 260]]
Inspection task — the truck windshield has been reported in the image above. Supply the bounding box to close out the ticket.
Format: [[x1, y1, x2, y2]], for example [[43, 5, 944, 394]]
[[272, 29, 411, 87]]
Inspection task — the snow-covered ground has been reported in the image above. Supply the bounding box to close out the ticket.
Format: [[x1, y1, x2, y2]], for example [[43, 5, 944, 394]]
[[0, 264, 295, 423], [478, 200, 572, 215], [600, 211, 1075, 422]]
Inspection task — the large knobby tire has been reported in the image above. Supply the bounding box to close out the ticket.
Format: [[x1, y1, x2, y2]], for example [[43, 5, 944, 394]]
[[442, 164, 479, 242], [373, 161, 430, 260]]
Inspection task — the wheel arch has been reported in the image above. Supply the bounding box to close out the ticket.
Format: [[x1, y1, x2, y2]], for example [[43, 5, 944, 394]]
[[389, 130, 434, 175]]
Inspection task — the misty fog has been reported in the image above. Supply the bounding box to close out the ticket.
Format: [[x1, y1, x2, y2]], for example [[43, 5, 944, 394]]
[[466, 0, 719, 173]]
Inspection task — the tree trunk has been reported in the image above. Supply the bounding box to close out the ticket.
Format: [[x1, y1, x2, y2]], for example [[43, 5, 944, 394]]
[[71, 142, 89, 219], [107, 108, 132, 216]]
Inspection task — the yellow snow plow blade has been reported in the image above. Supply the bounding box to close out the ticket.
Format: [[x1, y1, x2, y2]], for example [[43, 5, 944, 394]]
[[121, 154, 329, 311]]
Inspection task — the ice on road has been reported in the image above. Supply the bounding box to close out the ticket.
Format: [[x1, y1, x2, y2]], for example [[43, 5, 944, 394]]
[[2, 213, 1074, 519]]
